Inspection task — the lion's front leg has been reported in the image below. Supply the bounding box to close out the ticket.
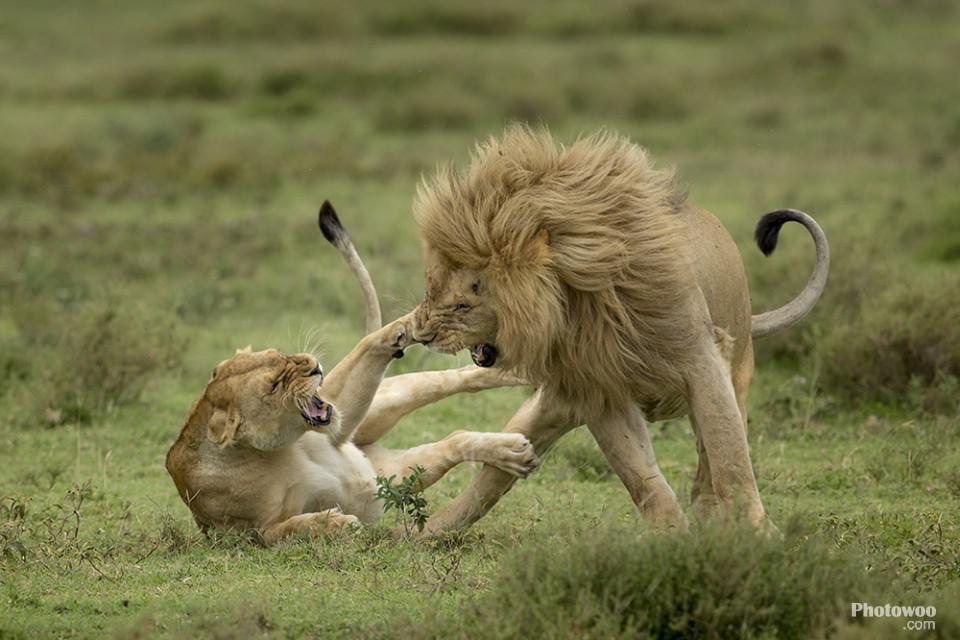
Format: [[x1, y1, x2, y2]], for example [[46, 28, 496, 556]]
[[587, 405, 688, 529], [259, 509, 359, 545], [317, 312, 415, 445]]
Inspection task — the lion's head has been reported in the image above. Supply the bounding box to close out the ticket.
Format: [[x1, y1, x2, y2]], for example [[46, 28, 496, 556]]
[[411, 126, 695, 417], [189, 347, 335, 451]]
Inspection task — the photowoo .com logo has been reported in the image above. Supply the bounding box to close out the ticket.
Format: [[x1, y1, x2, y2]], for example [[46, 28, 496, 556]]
[[851, 602, 937, 631]]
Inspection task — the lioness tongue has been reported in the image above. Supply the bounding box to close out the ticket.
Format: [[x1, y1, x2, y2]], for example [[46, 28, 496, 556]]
[[307, 398, 330, 420]]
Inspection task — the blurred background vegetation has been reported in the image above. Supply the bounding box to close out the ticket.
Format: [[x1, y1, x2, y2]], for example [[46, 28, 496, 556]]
[[1, 1, 958, 637]]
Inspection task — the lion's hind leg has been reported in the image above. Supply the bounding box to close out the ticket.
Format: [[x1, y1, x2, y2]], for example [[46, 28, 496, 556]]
[[690, 331, 753, 518], [685, 332, 766, 527], [260, 509, 360, 545]]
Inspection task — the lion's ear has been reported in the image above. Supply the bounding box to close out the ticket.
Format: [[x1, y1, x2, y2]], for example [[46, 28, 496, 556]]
[[235, 345, 253, 355], [207, 407, 242, 446], [526, 228, 551, 265]]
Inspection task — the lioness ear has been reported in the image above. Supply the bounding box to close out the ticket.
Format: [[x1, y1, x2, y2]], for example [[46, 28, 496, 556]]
[[235, 345, 252, 355], [207, 407, 242, 446]]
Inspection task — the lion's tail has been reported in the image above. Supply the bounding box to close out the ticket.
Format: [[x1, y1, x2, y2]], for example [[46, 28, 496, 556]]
[[750, 209, 830, 338], [318, 200, 382, 335]]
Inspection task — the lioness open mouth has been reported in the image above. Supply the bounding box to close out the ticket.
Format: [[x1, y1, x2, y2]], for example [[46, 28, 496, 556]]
[[471, 343, 498, 367], [301, 395, 334, 429]]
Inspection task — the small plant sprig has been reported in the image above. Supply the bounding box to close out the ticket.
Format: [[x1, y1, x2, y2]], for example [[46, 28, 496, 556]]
[[375, 466, 429, 535]]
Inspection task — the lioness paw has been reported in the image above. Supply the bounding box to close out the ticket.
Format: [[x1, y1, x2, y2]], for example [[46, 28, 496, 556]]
[[382, 316, 415, 352], [314, 509, 361, 533], [475, 433, 540, 478]]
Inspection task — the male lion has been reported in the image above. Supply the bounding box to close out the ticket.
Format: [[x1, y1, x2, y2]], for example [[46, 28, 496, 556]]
[[411, 126, 829, 532], [165, 203, 536, 544]]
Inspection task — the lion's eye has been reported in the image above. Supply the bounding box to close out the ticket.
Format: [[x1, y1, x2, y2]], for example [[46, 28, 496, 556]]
[[269, 379, 281, 394], [455, 303, 471, 312]]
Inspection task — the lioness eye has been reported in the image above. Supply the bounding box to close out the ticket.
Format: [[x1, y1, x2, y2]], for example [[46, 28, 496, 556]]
[[455, 303, 471, 312], [270, 379, 281, 394]]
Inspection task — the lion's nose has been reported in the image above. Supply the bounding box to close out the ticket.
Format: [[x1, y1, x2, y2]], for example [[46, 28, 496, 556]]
[[410, 305, 434, 343]]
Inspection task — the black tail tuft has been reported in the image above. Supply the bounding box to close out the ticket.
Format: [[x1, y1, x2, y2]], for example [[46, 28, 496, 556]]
[[318, 200, 346, 247], [754, 209, 798, 257]]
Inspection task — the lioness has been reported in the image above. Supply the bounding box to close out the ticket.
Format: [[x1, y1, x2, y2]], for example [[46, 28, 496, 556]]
[[165, 203, 537, 544], [411, 126, 829, 532]]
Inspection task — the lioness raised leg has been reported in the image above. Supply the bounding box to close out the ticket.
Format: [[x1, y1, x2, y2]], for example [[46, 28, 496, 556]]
[[419, 391, 578, 534], [362, 430, 538, 489], [351, 365, 539, 487], [352, 366, 522, 445]]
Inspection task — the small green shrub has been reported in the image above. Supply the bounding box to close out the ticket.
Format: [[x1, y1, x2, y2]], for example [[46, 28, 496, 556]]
[[376, 466, 429, 535]]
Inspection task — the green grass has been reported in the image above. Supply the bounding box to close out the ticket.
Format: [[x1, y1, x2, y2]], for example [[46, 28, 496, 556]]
[[1, 0, 959, 637]]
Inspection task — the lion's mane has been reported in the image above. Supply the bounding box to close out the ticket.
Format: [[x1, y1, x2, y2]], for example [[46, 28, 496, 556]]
[[414, 126, 701, 418]]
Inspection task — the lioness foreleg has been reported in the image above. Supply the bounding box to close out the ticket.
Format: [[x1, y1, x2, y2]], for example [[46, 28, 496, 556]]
[[587, 405, 687, 528], [317, 313, 414, 446], [260, 509, 359, 545]]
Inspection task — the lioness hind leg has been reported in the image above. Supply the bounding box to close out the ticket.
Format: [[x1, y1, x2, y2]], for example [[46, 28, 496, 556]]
[[588, 405, 688, 529], [416, 390, 578, 536], [260, 509, 359, 545], [360, 431, 539, 490], [352, 367, 524, 446]]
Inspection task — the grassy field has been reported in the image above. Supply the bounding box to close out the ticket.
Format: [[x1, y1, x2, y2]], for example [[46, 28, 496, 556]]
[[1, 1, 959, 637]]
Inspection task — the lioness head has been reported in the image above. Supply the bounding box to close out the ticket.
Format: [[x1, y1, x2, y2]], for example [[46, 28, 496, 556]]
[[201, 347, 335, 450]]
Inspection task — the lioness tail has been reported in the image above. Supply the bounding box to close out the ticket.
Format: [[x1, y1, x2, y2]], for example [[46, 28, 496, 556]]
[[318, 201, 382, 334]]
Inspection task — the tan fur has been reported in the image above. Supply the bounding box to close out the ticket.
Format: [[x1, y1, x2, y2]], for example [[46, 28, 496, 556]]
[[165, 316, 537, 544], [412, 126, 826, 532], [415, 126, 698, 418]]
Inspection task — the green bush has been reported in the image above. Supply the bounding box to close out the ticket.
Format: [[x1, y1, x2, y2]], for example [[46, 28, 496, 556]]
[[817, 271, 960, 411], [398, 520, 882, 639], [8, 295, 184, 424], [118, 65, 235, 101]]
